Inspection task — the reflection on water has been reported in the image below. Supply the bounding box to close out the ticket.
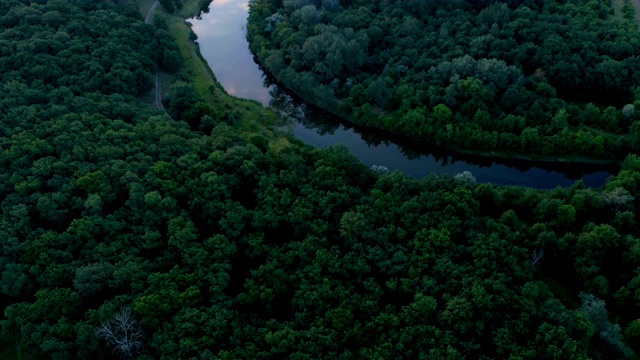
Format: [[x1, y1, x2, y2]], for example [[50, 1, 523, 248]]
[[266, 81, 618, 188], [189, 0, 271, 104], [191, 0, 618, 189]]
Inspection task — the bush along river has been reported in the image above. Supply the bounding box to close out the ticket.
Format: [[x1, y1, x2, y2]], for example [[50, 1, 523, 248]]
[[188, 0, 618, 189]]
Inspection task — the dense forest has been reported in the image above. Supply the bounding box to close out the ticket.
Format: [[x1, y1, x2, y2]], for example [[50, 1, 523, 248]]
[[2, 0, 640, 359], [247, 0, 640, 160]]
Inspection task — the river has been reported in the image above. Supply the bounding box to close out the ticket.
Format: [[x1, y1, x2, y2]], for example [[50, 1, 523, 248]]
[[188, 0, 617, 189]]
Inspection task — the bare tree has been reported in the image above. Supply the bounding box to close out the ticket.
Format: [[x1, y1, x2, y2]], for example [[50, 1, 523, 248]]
[[530, 249, 544, 268], [96, 308, 144, 359]]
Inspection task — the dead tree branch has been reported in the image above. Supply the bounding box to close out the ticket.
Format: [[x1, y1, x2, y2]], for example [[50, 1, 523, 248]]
[[96, 307, 144, 359], [531, 249, 544, 268]]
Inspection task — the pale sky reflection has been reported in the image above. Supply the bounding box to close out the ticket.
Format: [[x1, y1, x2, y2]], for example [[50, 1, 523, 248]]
[[189, 0, 614, 188], [191, 0, 271, 105], [211, 0, 234, 7]]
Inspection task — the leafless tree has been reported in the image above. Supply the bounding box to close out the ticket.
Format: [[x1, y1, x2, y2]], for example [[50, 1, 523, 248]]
[[96, 307, 144, 359], [530, 249, 544, 268]]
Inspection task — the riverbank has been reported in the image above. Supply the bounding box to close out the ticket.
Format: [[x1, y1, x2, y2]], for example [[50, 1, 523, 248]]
[[245, 0, 634, 166], [255, 66, 624, 167], [144, 0, 623, 170], [136, 0, 279, 137], [185, 0, 616, 187], [271, 79, 622, 168]]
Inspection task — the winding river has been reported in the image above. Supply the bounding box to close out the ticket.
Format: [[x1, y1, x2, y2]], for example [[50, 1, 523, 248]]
[[189, 0, 618, 189]]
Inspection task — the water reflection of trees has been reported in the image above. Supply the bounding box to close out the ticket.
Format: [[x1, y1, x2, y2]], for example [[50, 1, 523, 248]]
[[197, 2, 210, 17], [263, 74, 618, 182]]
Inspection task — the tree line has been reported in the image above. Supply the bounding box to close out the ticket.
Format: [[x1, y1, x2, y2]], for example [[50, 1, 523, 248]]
[[247, 0, 640, 160]]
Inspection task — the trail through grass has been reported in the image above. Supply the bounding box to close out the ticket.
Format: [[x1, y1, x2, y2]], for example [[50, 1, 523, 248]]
[[134, 0, 278, 136]]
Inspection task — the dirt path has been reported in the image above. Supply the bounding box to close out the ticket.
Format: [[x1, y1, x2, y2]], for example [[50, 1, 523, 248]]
[[145, 1, 160, 23], [145, 2, 168, 114]]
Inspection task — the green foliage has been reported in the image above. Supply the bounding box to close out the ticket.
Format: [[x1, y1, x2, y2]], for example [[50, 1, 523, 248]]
[[247, 0, 640, 160], [1, 0, 640, 359], [580, 293, 633, 357], [159, 0, 176, 13]]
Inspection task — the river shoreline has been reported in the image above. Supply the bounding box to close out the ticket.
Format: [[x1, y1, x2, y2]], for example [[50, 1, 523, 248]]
[[166, 0, 617, 188], [258, 68, 621, 168], [244, 0, 628, 167]]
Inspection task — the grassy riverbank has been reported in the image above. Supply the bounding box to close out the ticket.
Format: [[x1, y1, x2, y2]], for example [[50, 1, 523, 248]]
[[137, 0, 278, 137]]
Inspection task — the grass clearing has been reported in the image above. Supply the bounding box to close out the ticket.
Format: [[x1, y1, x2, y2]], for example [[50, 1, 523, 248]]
[[165, 15, 228, 107], [132, 0, 280, 138]]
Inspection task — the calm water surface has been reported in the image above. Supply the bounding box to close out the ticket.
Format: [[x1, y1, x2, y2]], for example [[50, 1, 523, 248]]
[[190, 0, 617, 188]]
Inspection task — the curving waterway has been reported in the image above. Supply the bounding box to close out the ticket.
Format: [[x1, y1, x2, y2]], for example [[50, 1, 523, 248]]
[[189, 0, 618, 189]]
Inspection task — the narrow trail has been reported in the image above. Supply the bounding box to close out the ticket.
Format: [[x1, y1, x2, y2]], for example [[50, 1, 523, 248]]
[[145, 1, 159, 23], [145, 1, 169, 115]]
